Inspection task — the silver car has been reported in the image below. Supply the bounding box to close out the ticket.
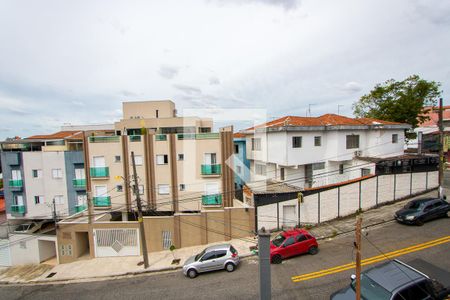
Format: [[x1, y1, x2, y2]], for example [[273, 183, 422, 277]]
[[182, 244, 240, 278]]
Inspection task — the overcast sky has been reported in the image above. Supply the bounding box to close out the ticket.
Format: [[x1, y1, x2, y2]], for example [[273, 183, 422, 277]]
[[0, 0, 449, 139]]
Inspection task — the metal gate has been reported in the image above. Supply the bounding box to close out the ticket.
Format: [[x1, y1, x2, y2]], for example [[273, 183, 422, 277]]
[[93, 228, 140, 257]]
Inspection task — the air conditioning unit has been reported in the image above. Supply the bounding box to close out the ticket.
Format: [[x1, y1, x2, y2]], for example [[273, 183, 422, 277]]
[[354, 150, 362, 157]]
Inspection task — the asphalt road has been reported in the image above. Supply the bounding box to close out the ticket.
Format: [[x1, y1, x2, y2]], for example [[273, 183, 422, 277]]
[[2, 216, 449, 300]]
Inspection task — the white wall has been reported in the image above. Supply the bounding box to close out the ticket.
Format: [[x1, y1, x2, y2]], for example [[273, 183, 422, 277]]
[[22, 152, 69, 219], [257, 171, 438, 230], [9, 234, 57, 265]]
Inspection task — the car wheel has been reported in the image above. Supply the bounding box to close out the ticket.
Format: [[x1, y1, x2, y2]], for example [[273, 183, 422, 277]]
[[187, 269, 197, 279], [271, 255, 282, 264], [415, 219, 424, 226], [225, 262, 235, 272], [308, 246, 319, 255]]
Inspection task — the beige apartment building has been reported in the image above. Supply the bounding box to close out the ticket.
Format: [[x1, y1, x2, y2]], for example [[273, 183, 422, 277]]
[[84, 100, 234, 213]]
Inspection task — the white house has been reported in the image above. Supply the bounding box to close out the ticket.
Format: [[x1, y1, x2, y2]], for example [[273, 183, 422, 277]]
[[240, 114, 411, 189]]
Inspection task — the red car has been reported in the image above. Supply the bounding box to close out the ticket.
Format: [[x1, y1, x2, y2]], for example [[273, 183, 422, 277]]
[[270, 229, 318, 264]]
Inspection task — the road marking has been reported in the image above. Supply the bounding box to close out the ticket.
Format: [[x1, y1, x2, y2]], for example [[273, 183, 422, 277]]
[[291, 235, 450, 283]]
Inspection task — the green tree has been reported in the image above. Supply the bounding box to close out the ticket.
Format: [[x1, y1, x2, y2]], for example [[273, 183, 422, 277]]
[[353, 75, 442, 128]]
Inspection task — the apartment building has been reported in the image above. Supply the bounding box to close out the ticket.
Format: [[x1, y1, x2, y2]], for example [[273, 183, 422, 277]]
[[240, 114, 411, 188], [85, 100, 234, 213], [233, 133, 251, 191], [0, 132, 86, 220]]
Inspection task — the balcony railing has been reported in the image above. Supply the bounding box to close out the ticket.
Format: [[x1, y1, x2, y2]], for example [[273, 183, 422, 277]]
[[11, 205, 25, 215], [93, 196, 111, 207], [75, 204, 87, 213], [90, 167, 109, 178], [177, 133, 220, 140], [155, 134, 167, 141], [9, 179, 23, 188], [89, 136, 120, 143], [201, 164, 222, 175], [202, 194, 222, 206], [129, 135, 141, 142], [73, 178, 86, 188]]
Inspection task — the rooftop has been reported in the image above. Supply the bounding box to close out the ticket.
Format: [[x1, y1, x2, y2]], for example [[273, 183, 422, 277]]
[[27, 131, 83, 140]]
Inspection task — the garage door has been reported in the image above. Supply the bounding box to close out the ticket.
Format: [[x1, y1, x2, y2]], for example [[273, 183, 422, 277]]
[[282, 205, 297, 228], [0, 239, 11, 267], [94, 229, 140, 257]]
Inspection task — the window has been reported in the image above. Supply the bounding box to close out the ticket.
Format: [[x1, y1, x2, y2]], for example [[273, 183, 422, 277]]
[[52, 168, 63, 179], [312, 162, 325, 170], [361, 168, 371, 176], [60, 244, 73, 256], [179, 184, 185, 191], [255, 164, 266, 175], [32, 169, 42, 178], [314, 136, 322, 146], [75, 168, 85, 179], [201, 251, 215, 261], [138, 185, 144, 195], [393, 281, 432, 300], [158, 184, 170, 195], [20, 241, 27, 249], [292, 136, 302, 148], [215, 250, 227, 259], [280, 168, 285, 180], [236, 165, 242, 174], [54, 195, 64, 205], [162, 231, 172, 249], [178, 154, 184, 161], [392, 134, 398, 143], [11, 169, 22, 180], [339, 164, 344, 174], [346, 135, 360, 149], [234, 144, 239, 154], [296, 235, 308, 242], [156, 155, 168, 165], [156, 109, 159, 118], [251, 138, 261, 151], [77, 194, 87, 205], [13, 195, 24, 205], [204, 153, 217, 164], [34, 196, 44, 204], [116, 185, 123, 192], [133, 155, 143, 166], [115, 155, 121, 163], [284, 237, 295, 247], [199, 127, 211, 133]]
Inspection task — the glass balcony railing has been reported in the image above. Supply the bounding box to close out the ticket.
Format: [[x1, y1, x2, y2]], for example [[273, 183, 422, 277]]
[[201, 164, 222, 175], [75, 204, 87, 212], [129, 135, 141, 142], [202, 194, 222, 206], [9, 179, 23, 188], [93, 196, 111, 207], [89, 136, 120, 143], [90, 167, 109, 178], [11, 205, 25, 215], [155, 134, 167, 141], [177, 133, 220, 140], [73, 178, 86, 188]]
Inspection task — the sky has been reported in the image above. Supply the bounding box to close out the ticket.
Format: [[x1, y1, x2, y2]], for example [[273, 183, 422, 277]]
[[0, 0, 449, 139]]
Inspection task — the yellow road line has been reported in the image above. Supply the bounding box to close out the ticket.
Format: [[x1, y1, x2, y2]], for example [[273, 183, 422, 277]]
[[292, 235, 450, 283]]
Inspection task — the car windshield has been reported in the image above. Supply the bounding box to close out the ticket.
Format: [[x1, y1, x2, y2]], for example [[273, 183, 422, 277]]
[[272, 234, 286, 247], [404, 201, 424, 210], [195, 249, 206, 261], [351, 274, 391, 300]]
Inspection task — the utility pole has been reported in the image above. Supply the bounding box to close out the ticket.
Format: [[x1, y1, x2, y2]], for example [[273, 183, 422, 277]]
[[258, 227, 271, 300], [131, 151, 149, 269], [438, 98, 444, 198], [52, 198, 57, 228], [355, 217, 362, 300]]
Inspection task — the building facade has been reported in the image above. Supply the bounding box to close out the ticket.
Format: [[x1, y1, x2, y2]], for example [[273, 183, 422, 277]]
[[0, 132, 86, 220], [85, 100, 235, 213], [233, 133, 251, 191], [240, 114, 410, 189]]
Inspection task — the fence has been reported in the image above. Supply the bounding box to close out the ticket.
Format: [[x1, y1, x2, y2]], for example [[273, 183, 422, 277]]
[[256, 171, 439, 231]]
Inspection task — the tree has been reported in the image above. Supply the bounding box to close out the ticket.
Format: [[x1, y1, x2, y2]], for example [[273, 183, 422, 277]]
[[353, 75, 442, 128]]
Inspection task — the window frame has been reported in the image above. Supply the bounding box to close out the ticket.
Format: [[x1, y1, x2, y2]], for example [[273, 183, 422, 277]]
[[156, 154, 169, 165], [52, 168, 63, 179], [314, 136, 322, 147], [251, 138, 261, 151], [392, 134, 398, 144], [292, 136, 302, 148], [346, 135, 360, 149], [158, 184, 170, 195]]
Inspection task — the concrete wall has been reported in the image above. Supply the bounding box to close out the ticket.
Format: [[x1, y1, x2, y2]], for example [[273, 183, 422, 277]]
[[64, 151, 85, 215], [8, 234, 57, 265], [256, 171, 439, 230]]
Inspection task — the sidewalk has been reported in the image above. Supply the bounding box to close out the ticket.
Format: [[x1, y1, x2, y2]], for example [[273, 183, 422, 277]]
[[0, 189, 439, 284]]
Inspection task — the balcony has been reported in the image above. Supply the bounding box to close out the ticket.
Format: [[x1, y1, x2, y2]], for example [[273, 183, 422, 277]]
[[89, 136, 120, 143], [93, 196, 111, 207], [75, 204, 87, 213], [202, 194, 222, 206], [9, 179, 23, 191], [177, 133, 220, 140], [73, 178, 86, 189], [11, 205, 25, 216], [129, 135, 141, 142], [201, 164, 222, 176], [90, 167, 109, 179], [155, 134, 167, 141]]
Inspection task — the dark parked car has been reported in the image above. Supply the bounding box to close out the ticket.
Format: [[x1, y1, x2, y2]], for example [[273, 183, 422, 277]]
[[395, 197, 450, 226], [331, 259, 449, 300]]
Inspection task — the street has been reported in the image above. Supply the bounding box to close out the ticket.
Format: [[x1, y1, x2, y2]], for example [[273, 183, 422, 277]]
[[2, 216, 449, 300]]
